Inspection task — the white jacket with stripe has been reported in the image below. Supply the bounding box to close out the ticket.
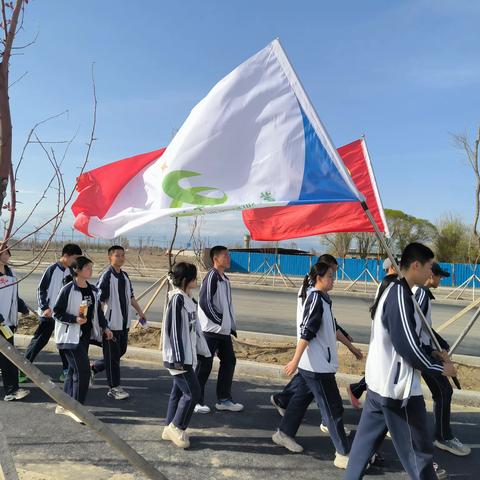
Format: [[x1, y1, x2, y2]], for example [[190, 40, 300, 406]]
[[37, 262, 73, 314], [297, 289, 338, 374], [0, 266, 29, 327], [53, 281, 107, 349], [96, 266, 136, 330], [163, 289, 211, 371], [365, 279, 444, 407], [198, 269, 236, 336]]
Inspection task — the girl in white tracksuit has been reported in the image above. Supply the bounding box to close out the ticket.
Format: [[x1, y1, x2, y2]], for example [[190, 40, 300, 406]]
[[54, 256, 112, 408], [273, 262, 350, 469], [162, 262, 211, 449]]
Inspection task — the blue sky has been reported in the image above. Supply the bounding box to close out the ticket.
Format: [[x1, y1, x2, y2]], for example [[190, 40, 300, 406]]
[[8, 0, 480, 249]]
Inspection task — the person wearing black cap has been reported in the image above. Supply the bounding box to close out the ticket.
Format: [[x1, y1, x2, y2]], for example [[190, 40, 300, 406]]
[[413, 262, 471, 457]]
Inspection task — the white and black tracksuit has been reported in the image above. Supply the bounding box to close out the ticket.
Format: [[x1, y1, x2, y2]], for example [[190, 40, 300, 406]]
[[25, 262, 71, 369], [279, 289, 350, 456], [54, 281, 107, 404], [92, 267, 136, 388], [275, 284, 351, 411], [0, 266, 29, 396], [349, 273, 399, 400], [163, 289, 211, 430], [414, 285, 454, 442], [196, 268, 237, 404], [346, 279, 444, 480]]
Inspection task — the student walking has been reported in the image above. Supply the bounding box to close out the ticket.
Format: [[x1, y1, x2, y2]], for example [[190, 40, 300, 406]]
[[53, 256, 112, 422], [91, 245, 146, 400], [162, 262, 211, 449], [345, 243, 456, 480], [347, 258, 399, 409], [271, 254, 363, 434], [414, 262, 470, 456], [195, 246, 244, 413], [272, 262, 351, 470], [22, 244, 82, 383], [0, 246, 30, 402]]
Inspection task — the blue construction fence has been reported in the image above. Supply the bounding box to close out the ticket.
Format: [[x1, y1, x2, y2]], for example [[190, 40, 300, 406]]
[[229, 252, 480, 288]]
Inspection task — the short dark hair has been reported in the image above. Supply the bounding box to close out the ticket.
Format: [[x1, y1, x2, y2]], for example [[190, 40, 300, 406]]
[[108, 245, 125, 255], [400, 242, 434, 270], [71, 256, 93, 277], [210, 245, 228, 261], [170, 262, 197, 290], [62, 243, 82, 256], [317, 254, 338, 266]]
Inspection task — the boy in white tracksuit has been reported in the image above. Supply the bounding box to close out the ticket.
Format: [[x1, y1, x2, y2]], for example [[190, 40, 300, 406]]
[[92, 245, 146, 400], [346, 244, 456, 480], [414, 262, 470, 456], [23, 243, 82, 382], [195, 246, 243, 413]]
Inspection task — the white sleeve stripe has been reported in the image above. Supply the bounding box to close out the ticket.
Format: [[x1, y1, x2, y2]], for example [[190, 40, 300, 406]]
[[206, 271, 222, 323], [398, 287, 431, 368], [37, 267, 52, 306], [417, 289, 426, 309], [171, 296, 181, 361], [397, 287, 442, 372], [300, 293, 318, 335]]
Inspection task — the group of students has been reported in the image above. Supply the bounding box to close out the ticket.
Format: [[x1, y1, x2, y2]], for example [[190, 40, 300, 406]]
[[0, 243, 147, 423], [162, 243, 470, 480], [0, 240, 472, 478]]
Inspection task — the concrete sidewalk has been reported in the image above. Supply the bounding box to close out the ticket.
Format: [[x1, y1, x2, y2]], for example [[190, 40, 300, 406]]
[[13, 334, 480, 408], [4, 352, 480, 480]]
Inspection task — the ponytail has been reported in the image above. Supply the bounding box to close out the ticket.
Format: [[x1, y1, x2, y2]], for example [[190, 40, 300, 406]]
[[299, 262, 332, 303], [370, 273, 398, 319]]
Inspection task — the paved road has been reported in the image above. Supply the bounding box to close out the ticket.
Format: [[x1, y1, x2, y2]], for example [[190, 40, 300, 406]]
[[3, 352, 479, 479], [17, 272, 480, 356]]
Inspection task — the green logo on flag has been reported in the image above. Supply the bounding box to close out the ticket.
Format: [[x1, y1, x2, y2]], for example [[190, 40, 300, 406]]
[[162, 170, 228, 208]]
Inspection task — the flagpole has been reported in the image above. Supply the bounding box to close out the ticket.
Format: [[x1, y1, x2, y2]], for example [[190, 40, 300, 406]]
[[361, 202, 461, 389]]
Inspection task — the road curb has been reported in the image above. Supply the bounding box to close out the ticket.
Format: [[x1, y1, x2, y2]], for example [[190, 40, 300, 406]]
[[14, 334, 480, 408]]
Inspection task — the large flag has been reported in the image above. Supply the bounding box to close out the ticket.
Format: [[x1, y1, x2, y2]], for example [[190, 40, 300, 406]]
[[242, 138, 389, 240], [72, 39, 363, 238]]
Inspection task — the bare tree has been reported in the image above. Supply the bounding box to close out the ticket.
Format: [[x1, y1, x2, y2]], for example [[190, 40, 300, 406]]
[[324, 232, 353, 258], [0, 0, 27, 236], [354, 232, 376, 259], [452, 126, 480, 253]]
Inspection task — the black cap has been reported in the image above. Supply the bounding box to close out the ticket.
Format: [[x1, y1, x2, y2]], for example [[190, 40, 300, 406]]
[[432, 262, 450, 278]]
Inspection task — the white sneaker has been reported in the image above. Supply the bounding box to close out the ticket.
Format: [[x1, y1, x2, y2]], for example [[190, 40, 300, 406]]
[[194, 404, 211, 414], [272, 429, 303, 453], [55, 405, 84, 424], [107, 386, 130, 400], [215, 399, 244, 412], [320, 423, 351, 435], [162, 423, 190, 449], [386, 430, 391, 438], [4, 388, 29, 402], [89, 367, 96, 386], [270, 395, 286, 417], [434, 437, 471, 456], [434, 462, 448, 480], [334, 452, 349, 469]]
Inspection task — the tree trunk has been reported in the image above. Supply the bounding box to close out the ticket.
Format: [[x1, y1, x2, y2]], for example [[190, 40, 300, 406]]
[[0, 61, 12, 219]]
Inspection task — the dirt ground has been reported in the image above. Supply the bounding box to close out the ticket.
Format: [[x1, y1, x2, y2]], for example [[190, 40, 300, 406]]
[[16, 315, 480, 392], [9, 248, 193, 277]]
